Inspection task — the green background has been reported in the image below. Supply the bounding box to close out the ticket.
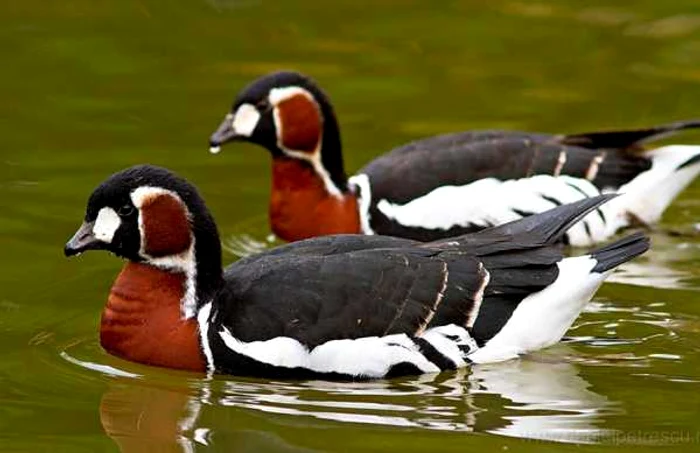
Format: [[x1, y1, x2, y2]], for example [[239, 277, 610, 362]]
[[1, 1, 700, 451]]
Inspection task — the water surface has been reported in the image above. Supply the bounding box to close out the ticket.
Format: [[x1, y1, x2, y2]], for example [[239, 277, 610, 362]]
[[2, 1, 700, 451]]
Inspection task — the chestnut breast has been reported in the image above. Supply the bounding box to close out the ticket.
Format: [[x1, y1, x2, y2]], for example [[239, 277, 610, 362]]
[[270, 158, 361, 241], [100, 262, 206, 371]]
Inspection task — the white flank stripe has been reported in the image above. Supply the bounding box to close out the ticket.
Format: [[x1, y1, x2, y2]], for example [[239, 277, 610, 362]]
[[348, 173, 375, 234], [468, 256, 606, 364], [220, 328, 309, 368], [93, 207, 121, 243], [374, 175, 591, 229], [377, 177, 504, 229], [215, 324, 485, 377], [375, 175, 620, 247], [310, 336, 439, 376], [217, 329, 443, 378], [421, 324, 476, 366]]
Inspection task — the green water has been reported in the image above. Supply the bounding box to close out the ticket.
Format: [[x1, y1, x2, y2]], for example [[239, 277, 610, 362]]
[[2, 1, 700, 451]]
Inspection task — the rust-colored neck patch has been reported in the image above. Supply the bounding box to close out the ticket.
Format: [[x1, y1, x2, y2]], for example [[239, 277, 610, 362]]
[[270, 158, 360, 241], [275, 93, 322, 153], [100, 262, 205, 372], [140, 193, 192, 257]]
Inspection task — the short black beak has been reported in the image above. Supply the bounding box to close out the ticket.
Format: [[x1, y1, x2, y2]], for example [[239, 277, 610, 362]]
[[209, 114, 242, 154], [64, 221, 104, 257]]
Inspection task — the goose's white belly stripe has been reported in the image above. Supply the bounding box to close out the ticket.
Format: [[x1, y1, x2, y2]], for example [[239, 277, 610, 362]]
[[375, 175, 614, 246], [308, 335, 438, 376], [216, 325, 479, 378], [218, 331, 311, 368], [421, 324, 477, 367]]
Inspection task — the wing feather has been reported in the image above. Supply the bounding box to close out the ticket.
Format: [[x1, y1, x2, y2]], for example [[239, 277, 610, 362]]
[[220, 248, 486, 348]]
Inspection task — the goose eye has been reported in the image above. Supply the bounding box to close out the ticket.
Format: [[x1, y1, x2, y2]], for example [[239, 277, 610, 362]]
[[117, 204, 135, 217], [256, 99, 271, 111]]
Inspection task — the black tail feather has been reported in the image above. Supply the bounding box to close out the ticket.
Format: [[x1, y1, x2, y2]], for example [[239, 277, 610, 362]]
[[560, 119, 700, 150], [470, 194, 617, 246], [591, 231, 650, 273]]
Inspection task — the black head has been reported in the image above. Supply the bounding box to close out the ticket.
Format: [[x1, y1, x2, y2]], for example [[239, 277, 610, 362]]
[[209, 71, 348, 193], [64, 165, 224, 312]]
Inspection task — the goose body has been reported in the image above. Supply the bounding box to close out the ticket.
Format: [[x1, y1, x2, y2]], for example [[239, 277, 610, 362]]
[[209, 71, 700, 245], [65, 166, 648, 379]]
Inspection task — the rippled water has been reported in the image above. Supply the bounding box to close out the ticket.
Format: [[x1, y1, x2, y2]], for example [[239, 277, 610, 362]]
[[2, 1, 700, 452]]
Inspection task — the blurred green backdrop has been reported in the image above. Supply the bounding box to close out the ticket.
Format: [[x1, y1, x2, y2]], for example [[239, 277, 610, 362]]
[[1, 1, 700, 452]]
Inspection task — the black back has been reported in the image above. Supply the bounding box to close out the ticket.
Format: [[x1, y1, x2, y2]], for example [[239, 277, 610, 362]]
[[212, 196, 614, 351]]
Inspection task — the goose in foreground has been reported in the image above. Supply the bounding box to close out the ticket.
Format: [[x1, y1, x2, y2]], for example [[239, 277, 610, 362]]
[[64, 165, 648, 379], [208, 70, 700, 245]]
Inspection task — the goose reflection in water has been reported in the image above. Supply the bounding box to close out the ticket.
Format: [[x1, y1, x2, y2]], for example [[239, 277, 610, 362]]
[[96, 346, 616, 451]]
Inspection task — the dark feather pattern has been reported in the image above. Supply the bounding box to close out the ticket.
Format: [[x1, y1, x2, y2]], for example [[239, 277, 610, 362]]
[[216, 71, 700, 243], [70, 165, 651, 379], [357, 132, 657, 240], [359, 134, 652, 205], [361, 119, 700, 205], [213, 196, 613, 354], [559, 119, 700, 150], [218, 247, 483, 348]]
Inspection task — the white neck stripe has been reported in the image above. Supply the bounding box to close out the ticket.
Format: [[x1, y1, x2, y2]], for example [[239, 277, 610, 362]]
[[130, 186, 198, 319], [269, 86, 343, 197]]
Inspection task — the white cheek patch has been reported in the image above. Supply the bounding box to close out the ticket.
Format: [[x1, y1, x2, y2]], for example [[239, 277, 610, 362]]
[[93, 207, 121, 243], [231, 104, 260, 137]]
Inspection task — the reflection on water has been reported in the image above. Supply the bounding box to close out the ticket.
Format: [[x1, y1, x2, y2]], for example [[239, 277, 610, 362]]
[[55, 228, 700, 450], [606, 231, 700, 289], [68, 346, 617, 451], [101, 384, 206, 453], [51, 263, 700, 451], [471, 356, 616, 443], [223, 233, 279, 259], [4, 0, 700, 450], [210, 347, 613, 441], [48, 228, 700, 451]]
